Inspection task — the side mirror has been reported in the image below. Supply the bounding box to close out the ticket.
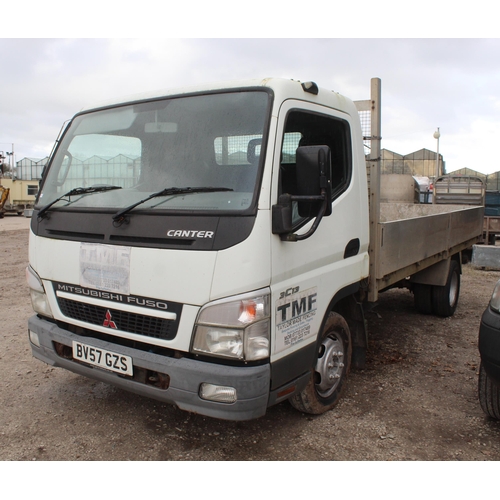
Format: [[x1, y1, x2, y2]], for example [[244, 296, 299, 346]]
[[295, 145, 332, 217], [272, 145, 332, 241]]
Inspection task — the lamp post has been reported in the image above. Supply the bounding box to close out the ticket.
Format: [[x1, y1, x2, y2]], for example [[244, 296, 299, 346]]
[[0, 143, 14, 174], [433, 128, 440, 203], [433, 128, 441, 177]]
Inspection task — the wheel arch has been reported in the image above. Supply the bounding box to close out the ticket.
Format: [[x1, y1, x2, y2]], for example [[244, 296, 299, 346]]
[[323, 282, 368, 369], [287, 285, 363, 415], [269, 281, 366, 396]]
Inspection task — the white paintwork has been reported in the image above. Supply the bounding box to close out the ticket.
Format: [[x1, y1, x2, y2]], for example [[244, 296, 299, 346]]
[[30, 78, 371, 357]]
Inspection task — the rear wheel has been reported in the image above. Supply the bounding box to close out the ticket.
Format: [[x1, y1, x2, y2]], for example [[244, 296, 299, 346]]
[[479, 363, 500, 419], [431, 259, 460, 317], [289, 312, 351, 415], [413, 283, 433, 314]]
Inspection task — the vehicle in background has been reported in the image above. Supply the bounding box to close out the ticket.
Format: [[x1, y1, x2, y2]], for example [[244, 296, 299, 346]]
[[0, 184, 10, 217], [413, 176, 432, 204], [478, 279, 500, 419], [434, 175, 485, 206], [482, 191, 500, 245]]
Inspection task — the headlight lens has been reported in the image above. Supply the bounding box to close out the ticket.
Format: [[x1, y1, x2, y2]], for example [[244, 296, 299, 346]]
[[192, 290, 270, 361], [26, 266, 53, 318], [490, 280, 500, 313], [201, 327, 244, 358]]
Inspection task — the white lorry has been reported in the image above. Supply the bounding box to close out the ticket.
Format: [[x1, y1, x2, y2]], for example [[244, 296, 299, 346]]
[[27, 77, 483, 420]]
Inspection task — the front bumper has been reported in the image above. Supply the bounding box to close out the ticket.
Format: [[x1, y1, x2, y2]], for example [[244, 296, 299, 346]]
[[479, 306, 500, 385], [28, 315, 271, 421]]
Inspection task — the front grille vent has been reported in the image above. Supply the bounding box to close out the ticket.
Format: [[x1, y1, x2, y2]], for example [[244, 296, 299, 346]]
[[57, 297, 178, 341]]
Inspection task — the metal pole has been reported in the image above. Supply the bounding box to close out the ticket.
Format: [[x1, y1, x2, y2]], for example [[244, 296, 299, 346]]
[[354, 79, 382, 301], [433, 128, 440, 203], [368, 78, 381, 302]]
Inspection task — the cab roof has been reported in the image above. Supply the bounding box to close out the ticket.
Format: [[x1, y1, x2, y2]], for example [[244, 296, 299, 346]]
[[79, 77, 357, 117]]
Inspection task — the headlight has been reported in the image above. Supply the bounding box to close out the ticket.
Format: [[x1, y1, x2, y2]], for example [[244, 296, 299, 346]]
[[490, 280, 500, 313], [192, 289, 270, 361], [26, 266, 53, 318]]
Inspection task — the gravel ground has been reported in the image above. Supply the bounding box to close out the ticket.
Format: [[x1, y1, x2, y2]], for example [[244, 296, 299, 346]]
[[1, 215, 500, 467]]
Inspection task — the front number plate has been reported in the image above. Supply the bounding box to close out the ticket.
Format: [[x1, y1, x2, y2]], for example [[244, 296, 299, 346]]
[[72, 341, 133, 376]]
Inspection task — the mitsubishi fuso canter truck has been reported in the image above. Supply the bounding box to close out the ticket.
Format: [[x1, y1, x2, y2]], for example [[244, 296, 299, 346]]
[[27, 77, 483, 420]]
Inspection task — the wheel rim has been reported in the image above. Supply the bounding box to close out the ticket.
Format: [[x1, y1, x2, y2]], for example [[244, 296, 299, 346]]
[[449, 271, 459, 306], [315, 334, 345, 398]]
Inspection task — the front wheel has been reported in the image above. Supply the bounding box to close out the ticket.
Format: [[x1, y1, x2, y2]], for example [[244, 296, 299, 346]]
[[289, 312, 351, 415], [479, 362, 500, 419]]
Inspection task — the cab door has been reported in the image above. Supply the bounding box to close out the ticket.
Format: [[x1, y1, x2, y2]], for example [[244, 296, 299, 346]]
[[269, 100, 369, 369]]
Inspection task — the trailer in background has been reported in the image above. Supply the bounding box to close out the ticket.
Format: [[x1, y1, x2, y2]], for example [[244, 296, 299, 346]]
[[434, 175, 485, 206], [0, 178, 39, 217], [433, 175, 500, 246]]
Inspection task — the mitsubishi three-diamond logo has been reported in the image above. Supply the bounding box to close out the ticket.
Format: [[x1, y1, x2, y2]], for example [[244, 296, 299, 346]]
[[103, 310, 117, 329]]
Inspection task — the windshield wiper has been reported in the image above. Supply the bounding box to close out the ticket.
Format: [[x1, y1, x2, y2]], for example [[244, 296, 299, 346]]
[[112, 186, 233, 222], [37, 185, 122, 220]]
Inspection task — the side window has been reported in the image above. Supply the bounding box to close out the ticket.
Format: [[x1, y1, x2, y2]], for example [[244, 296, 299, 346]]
[[279, 110, 351, 225], [281, 132, 302, 164]]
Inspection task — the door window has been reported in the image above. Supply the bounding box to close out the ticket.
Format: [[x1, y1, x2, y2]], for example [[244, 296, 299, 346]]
[[279, 109, 352, 225]]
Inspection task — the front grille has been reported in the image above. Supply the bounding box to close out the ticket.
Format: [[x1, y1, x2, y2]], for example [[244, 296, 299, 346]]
[[57, 297, 178, 341]]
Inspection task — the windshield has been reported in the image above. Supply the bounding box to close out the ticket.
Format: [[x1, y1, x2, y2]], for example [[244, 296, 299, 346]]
[[38, 91, 271, 214]]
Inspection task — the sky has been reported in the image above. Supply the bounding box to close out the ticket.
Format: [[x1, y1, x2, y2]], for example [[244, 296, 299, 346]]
[[1, 6, 499, 175]]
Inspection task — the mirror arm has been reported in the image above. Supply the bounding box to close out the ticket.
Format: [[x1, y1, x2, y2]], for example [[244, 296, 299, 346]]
[[280, 189, 328, 242]]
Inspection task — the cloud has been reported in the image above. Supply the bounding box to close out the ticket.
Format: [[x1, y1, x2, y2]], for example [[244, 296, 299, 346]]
[[445, 118, 499, 174], [1, 38, 500, 175]]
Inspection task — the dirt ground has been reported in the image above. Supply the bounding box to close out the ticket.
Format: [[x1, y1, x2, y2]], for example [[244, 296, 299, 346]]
[[1, 214, 500, 462]]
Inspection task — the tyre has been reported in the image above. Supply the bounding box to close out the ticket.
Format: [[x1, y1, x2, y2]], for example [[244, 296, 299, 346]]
[[289, 312, 351, 414], [478, 362, 500, 420], [414, 283, 433, 314], [432, 259, 460, 317]]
